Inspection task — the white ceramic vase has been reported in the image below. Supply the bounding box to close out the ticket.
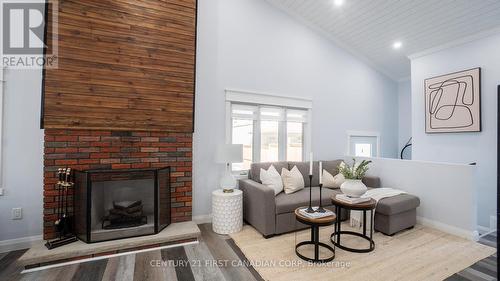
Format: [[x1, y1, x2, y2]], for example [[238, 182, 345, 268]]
[[340, 179, 367, 198]]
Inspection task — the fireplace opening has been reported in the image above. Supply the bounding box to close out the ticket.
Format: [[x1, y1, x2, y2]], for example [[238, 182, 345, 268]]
[[74, 168, 170, 243]]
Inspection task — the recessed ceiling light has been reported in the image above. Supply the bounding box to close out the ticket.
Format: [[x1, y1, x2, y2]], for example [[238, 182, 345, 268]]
[[333, 0, 344, 7], [392, 41, 402, 50]]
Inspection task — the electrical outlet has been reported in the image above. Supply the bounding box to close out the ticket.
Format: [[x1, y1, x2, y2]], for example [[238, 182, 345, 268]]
[[12, 208, 22, 220]]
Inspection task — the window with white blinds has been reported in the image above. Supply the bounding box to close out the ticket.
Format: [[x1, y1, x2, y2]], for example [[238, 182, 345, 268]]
[[230, 103, 308, 171]]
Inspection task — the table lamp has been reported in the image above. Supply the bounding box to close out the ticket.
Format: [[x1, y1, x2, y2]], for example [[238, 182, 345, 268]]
[[215, 144, 243, 193]]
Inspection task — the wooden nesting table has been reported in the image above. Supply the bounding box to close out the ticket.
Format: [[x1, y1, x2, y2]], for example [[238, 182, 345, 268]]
[[294, 208, 336, 263], [330, 197, 376, 253]]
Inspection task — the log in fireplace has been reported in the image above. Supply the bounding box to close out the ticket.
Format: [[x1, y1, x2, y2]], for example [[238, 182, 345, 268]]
[[74, 168, 170, 243]]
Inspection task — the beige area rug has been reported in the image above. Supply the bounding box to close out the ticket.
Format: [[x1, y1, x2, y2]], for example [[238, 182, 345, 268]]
[[229, 224, 496, 281]]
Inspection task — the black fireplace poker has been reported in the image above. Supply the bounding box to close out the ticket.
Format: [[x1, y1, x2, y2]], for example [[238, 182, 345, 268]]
[[45, 167, 77, 250]]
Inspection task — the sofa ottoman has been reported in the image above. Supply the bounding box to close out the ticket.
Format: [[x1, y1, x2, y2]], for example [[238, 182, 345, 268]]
[[374, 194, 420, 235]]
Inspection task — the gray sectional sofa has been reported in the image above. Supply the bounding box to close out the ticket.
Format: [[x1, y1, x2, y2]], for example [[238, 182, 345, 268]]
[[239, 160, 420, 238]]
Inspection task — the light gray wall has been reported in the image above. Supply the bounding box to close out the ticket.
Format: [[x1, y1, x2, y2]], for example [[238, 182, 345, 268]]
[[0, 68, 44, 241], [398, 79, 412, 159], [357, 156, 477, 239], [411, 33, 500, 228], [193, 0, 399, 217]]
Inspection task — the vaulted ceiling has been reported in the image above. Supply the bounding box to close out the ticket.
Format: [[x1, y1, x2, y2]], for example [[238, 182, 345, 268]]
[[266, 0, 500, 80]]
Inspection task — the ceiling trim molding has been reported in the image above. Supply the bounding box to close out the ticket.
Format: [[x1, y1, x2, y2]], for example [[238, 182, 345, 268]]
[[265, 0, 400, 82], [408, 26, 500, 60]]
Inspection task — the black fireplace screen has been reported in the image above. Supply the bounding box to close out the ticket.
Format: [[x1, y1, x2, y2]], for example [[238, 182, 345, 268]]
[[74, 168, 170, 243]]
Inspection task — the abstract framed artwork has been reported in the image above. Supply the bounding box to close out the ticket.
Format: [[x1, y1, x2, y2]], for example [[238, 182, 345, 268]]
[[424, 67, 481, 133]]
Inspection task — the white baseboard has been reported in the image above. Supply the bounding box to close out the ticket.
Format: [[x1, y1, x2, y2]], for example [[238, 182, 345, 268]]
[[476, 225, 491, 234], [417, 216, 475, 240], [193, 214, 212, 224], [0, 235, 42, 253]]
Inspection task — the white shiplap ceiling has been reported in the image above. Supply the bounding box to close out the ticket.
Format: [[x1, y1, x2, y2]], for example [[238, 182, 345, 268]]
[[265, 0, 500, 80]]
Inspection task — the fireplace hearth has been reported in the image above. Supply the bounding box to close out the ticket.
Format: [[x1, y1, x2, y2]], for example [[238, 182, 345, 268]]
[[74, 168, 170, 243]]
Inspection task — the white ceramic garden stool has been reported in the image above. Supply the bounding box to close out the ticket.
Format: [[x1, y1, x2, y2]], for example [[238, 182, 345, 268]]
[[212, 189, 243, 234]]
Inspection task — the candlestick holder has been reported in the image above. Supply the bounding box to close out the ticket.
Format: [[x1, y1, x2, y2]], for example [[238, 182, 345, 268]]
[[317, 183, 326, 213], [306, 174, 315, 213]]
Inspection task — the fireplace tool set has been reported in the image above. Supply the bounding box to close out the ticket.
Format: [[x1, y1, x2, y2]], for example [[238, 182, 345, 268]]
[[45, 168, 78, 249]]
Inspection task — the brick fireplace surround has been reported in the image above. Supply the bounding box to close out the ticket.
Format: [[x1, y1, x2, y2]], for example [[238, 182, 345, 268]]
[[43, 129, 193, 240]]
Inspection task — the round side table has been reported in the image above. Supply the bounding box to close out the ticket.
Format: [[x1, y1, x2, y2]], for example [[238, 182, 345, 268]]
[[294, 207, 336, 263], [330, 197, 376, 253], [212, 189, 243, 234]]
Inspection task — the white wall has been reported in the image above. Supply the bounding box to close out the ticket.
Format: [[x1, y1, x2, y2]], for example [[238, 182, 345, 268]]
[[0, 68, 44, 242], [193, 0, 222, 221], [356, 157, 477, 239], [411, 33, 500, 228], [398, 80, 412, 159], [193, 0, 399, 217]]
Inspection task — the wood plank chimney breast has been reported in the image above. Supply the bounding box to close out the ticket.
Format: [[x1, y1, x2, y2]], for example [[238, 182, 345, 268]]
[[41, 0, 197, 240], [42, 0, 197, 131]]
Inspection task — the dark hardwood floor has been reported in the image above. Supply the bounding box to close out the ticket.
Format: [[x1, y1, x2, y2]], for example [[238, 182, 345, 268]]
[[0, 224, 263, 281], [0, 225, 496, 281], [446, 232, 498, 281]]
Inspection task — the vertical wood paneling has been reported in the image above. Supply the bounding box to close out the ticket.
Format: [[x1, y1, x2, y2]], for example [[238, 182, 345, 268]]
[[43, 0, 197, 132]]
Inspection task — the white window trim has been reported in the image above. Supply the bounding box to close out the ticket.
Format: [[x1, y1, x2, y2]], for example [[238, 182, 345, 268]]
[[225, 88, 312, 109], [225, 89, 312, 172], [346, 130, 381, 157]]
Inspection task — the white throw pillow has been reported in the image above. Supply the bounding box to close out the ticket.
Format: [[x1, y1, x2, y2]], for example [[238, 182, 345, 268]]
[[260, 165, 283, 195], [322, 169, 345, 189], [281, 166, 305, 194]]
